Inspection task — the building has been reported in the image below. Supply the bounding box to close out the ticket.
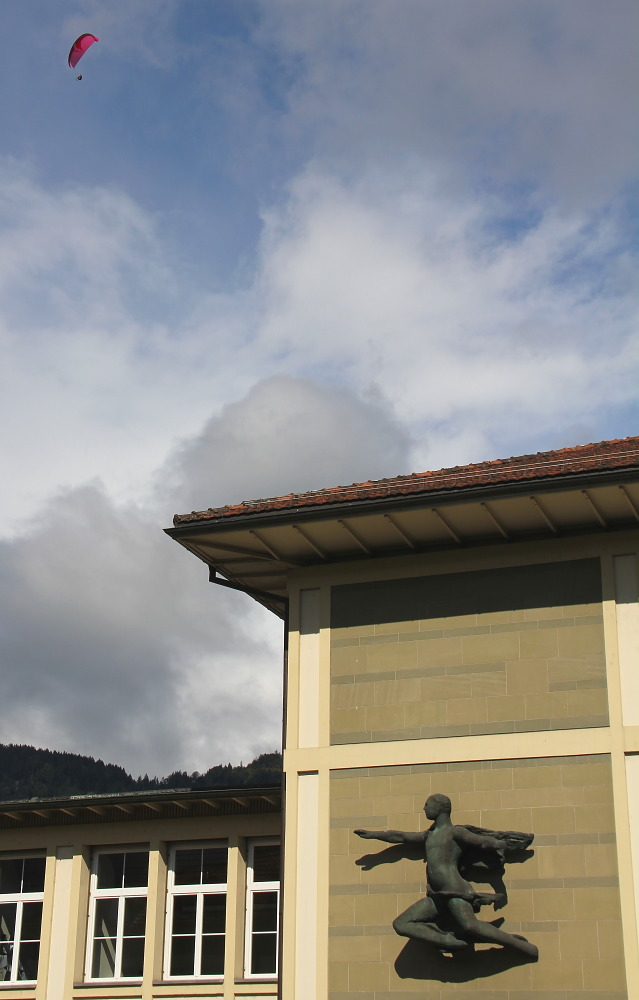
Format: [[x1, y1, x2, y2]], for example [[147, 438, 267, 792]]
[[0, 786, 280, 998], [167, 436, 639, 1000], [1, 436, 638, 998]]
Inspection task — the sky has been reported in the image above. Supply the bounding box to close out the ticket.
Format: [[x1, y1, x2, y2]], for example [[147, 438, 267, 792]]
[[0, 0, 637, 778]]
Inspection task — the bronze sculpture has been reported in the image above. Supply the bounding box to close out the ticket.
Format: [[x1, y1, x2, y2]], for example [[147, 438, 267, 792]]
[[355, 792, 538, 960]]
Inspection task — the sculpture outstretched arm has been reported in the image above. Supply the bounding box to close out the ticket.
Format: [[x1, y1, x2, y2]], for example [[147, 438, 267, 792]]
[[354, 828, 425, 844], [454, 826, 506, 851]]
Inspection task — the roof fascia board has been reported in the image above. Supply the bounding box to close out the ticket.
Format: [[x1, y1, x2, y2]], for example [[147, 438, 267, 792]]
[[166, 466, 639, 540], [0, 785, 282, 815]]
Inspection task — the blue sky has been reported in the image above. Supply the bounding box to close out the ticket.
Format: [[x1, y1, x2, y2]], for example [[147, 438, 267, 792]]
[[0, 1, 637, 776]]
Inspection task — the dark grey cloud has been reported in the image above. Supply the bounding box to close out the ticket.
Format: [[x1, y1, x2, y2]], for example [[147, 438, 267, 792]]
[[0, 484, 266, 776], [0, 378, 411, 776]]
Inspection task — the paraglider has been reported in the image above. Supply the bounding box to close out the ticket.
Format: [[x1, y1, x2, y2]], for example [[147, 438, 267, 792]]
[[68, 33, 99, 79]]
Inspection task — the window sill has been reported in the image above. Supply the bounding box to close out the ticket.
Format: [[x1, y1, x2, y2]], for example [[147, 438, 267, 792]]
[[152, 980, 223, 986], [73, 981, 142, 988], [149, 979, 277, 988], [235, 978, 278, 984]]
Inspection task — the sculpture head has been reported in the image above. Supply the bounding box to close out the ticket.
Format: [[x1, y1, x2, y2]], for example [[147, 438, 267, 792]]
[[424, 793, 452, 820]]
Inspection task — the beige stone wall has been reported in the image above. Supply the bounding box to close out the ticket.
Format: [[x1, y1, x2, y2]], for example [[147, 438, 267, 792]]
[[328, 754, 626, 999], [330, 559, 607, 744]]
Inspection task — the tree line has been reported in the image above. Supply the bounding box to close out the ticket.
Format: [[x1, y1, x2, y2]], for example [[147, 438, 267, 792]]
[[0, 744, 282, 801]]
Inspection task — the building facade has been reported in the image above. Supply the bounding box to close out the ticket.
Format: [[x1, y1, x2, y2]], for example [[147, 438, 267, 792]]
[[2, 436, 638, 999], [167, 436, 639, 1000], [0, 787, 281, 999]]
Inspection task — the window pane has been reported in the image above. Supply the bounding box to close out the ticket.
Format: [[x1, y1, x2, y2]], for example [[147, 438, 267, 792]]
[[172, 895, 197, 935], [0, 904, 16, 942], [96, 853, 124, 889], [0, 861, 22, 895], [174, 849, 201, 885], [92, 937, 116, 978], [251, 932, 277, 974], [95, 898, 119, 939], [121, 936, 144, 978], [170, 935, 195, 976], [123, 897, 146, 937], [0, 942, 13, 981], [202, 894, 225, 934], [253, 845, 280, 883], [201, 934, 225, 976], [20, 902, 42, 941], [123, 852, 148, 888], [22, 858, 45, 894], [253, 891, 278, 932], [202, 848, 227, 885], [16, 941, 39, 981]]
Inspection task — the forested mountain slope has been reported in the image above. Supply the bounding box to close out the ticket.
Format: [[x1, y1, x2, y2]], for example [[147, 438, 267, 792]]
[[0, 744, 282, 801]]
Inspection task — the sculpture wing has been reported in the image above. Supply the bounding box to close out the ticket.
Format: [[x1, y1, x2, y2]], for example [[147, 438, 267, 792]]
[[463, 824, 533, 853]]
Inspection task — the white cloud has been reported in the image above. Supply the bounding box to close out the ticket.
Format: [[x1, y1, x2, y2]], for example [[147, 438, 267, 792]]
[[163, 375, 412, 515], [0, 164, 176, 528], [0, 161, 250, 530], [252, 165, 637, 464], [1, 154, 635, 534], [256, 0, 639, 206]]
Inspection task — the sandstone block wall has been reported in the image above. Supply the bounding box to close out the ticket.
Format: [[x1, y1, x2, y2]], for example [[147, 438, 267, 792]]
[[329, 755, 626, 1000], [330, 559, 607, 744]]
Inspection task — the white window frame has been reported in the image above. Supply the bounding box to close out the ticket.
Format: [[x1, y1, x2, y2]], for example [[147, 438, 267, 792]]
[[163, 841, 228, 981], [0, 852, 46, 984], [85, 846, 149, 982], [244, 838, 280, 980]]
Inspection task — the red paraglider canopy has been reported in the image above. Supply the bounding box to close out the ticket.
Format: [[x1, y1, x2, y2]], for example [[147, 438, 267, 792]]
[[68, 34, 99, 70]]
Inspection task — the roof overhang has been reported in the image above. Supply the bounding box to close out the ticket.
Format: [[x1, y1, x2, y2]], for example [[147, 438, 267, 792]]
[[0, 786, 282, 829], [166, 465, 639, 618]]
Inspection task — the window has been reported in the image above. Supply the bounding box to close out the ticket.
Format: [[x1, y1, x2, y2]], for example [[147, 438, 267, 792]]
[[0, 855, 45, 983], [245, 839, 280, 978], [165, 843, 227, 979], [86, 848, 148, 980]]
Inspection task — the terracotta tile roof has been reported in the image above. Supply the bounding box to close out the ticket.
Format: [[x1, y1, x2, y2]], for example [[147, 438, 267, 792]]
[[173, 436, 639, 526]]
